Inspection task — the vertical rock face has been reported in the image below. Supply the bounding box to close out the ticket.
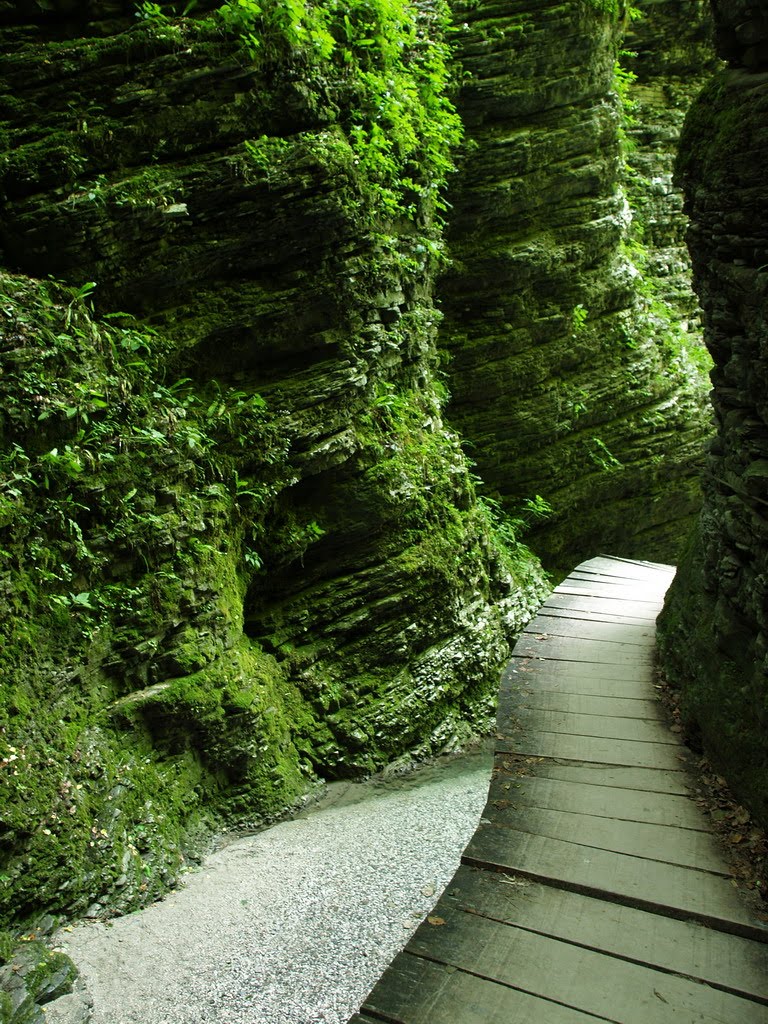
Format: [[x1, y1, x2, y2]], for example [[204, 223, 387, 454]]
[[0, 3, 548, 926], [658, 2, 768, 826], [623, 0, 715, 319], [440, 0, 713, 573]]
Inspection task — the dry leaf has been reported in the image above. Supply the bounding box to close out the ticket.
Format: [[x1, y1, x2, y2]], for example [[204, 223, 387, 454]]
[[427, 916, 446, 927]]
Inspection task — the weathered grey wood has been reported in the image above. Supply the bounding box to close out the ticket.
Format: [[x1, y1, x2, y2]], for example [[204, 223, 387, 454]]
[[544, 594, 659, 618], [508, 657, 653, 683], [405, 904, 768, 1024], [507, 707, 677, 745], [443, 866, 768, 1005], [581, 555, 676, 580], [488, 771, 710, 830], [347, 556, 768, 1024], [513, 633, 655, 665], [516, 690, 665, 720], [552, 583, 665, 607], [504, 761, 692, 796], [496, 730, 686, 770], [565, 574, 669, 599], [463, 825, 768, 941], [535, 602, 659, 626], [524, 613, 656, 646], [504, 670, 658, 699], [362, 952, 604, 1024], [478, 806, 731, 874]]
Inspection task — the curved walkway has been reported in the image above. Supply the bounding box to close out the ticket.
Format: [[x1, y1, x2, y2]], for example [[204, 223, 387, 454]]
[[351, 555, 768, 1024]]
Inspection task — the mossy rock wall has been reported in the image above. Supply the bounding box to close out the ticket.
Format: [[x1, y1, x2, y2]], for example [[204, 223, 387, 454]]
[[440, 0, 714, 573], [0, 3, 549, 928], [657, 2, 768, 827]]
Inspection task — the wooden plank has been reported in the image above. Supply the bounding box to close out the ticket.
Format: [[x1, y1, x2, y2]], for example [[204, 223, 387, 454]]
[[405, 903, 768, 1024], [554, 582, 664, 606], [515, 690, 665, 721], [507, 708, 677, 745], [595, 554, 675, 572], [362, 951, 604, 1024], [544, 592, 660, 621], [534, 603, 659, 626], [504, 670, 659, 699], [444, 866, 768, 1005], [565, 574, 668, 599], [502, 761, 692, 797], [496, 731, 686, 770], [488, 772, 710, 831], [572, 568, 667, 586], [524, 614, 656, 646], [463, 825, 768, 941], [479, 806, 730, 875], [581, 555, 675, 581], [513, 634, 654, 665], [508, 657, 653, 683]]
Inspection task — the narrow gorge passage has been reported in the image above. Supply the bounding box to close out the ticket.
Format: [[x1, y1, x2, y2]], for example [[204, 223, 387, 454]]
[[2, 1, 767, 1021]]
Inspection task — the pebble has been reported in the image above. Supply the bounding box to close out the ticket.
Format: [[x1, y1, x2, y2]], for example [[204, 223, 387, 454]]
[[55, 744, 493, 1024]]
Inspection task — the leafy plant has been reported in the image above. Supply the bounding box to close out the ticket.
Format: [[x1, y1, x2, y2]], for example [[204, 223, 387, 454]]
[[134, 1, 170, 23]]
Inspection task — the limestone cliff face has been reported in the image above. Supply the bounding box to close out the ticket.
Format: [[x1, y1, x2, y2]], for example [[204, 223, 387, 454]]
[[440, 0, 714, 572], [0, 3, 548, 926], [658, 1, 768, 826]]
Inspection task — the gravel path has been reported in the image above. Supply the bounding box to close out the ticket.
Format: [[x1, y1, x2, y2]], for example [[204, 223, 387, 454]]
[[55, 744, 493, 1024]]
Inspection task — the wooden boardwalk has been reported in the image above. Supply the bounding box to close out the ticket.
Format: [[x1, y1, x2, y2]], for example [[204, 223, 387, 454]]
[[350, 556, 768, 1024]]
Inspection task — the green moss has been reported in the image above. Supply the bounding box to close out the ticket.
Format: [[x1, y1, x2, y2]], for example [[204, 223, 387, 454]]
[[0, 0, 548, 932]]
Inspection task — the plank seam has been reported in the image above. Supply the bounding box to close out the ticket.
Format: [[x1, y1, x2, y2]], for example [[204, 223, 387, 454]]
[[472, 822, 732, 877], [510, 732, 680, 749], [453, 906, 768, 1008], [513, 714, 678, 735], [460, 856, 768, 944], [493, 749, 688, 777], [491, 800, 711, 834], [398, 949, 620, 1024]]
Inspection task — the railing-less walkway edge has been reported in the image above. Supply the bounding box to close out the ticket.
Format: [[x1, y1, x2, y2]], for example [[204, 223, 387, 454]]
[[349, 555, 768, 1024]]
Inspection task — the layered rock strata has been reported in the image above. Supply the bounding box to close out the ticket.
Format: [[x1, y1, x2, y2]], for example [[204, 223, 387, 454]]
[[440, 0, 714, 572], [658, 0, 768, 826], [0, 2, 547, 927]]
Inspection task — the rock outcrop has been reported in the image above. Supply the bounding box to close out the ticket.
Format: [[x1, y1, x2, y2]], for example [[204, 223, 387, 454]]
[[658, 0, 768, 827], [0, 1, 547, 927], [0, 0, 720, 934], [440, 0, 714, 572]]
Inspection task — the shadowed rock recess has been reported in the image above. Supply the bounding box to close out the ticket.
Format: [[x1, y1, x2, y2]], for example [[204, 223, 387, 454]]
[[0, 0, 713, 944], [658, 0, 768, 829]]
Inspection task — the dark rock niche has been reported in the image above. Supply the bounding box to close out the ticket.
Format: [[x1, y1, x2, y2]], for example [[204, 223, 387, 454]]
[[658, 0, 768, 827]]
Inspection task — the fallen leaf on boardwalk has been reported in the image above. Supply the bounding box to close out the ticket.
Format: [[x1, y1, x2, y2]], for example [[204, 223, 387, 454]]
[[421, 884, 435, 898], [427, 916, 446, 926]]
